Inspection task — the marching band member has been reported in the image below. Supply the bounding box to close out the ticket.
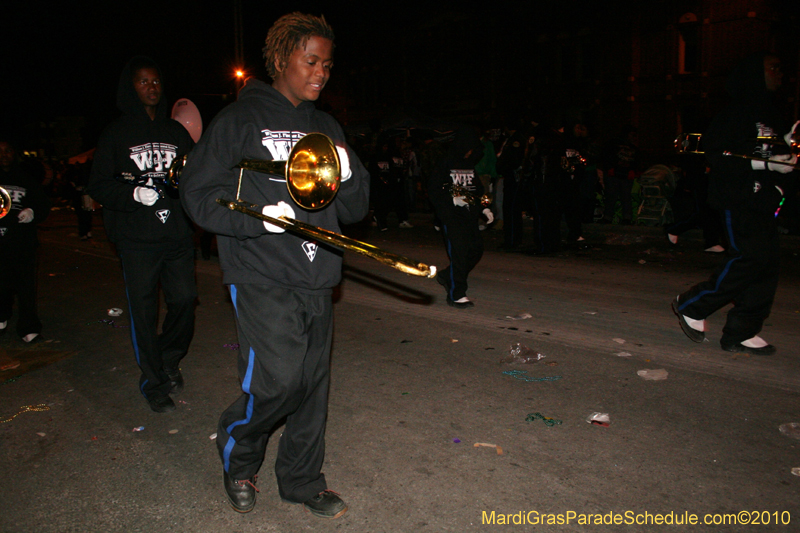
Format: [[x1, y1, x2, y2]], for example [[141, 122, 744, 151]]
[[179, 12, 369, 518], [673, 52, 795, 355], [88, 56, 196, 413]]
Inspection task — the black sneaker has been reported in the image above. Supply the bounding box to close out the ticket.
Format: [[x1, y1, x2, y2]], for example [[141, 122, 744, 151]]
[[720, 341, 776, 356], [672, 297, 705, 343], [303, 490, 347, 519], [147, 395, 176, 413], [166, 368, 184, 394], [223, 472, 258, 513]]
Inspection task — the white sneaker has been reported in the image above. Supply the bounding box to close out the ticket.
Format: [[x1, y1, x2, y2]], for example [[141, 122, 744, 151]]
[[398, 220, 413, 228], [22, 333, 39, 343], [704, 245, 725, 253], [0, 321, 7, 330], [667, 233, 678, 244]]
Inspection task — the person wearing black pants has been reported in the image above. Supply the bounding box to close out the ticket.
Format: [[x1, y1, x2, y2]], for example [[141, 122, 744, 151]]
[[429, 126, 493, 308], [179, 13, 370, 518], [0, 140, 51, 342], [673, 52, 794, 355], [119, 246, 196, 400], [88, 56, 196, 413]]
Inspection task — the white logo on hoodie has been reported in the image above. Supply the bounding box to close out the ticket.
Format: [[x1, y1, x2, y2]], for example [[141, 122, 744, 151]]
[[156, 209, 170, 223], [129, 142, 178, 173], [302, 241, 318, 262], [261, 131, 305, 164]]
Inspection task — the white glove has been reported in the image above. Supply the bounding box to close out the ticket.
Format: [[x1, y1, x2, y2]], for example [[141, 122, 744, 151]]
[[453, 196, 468, 207], [336, 146, 352, 181], [133, 179, 159, 206], [482, 208, 494, 225], [261, 201, 295, 233], [767, 154, 797, 174], [17, 208, 34, 223], [784, 121, 800, 146]]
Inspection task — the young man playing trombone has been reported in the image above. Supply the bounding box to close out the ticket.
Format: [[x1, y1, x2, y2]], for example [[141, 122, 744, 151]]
[[672, 52, 795, 355], [179, 12, 369, 519]]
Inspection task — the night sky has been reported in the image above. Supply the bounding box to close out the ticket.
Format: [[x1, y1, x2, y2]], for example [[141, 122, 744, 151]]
[[4, 1, 447, 142]]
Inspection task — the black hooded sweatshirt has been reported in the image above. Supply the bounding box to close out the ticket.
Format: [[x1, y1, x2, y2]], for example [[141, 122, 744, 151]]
[[0, 162, 51, 248], [88, 56, 194, 250], [179, 79, 370, 292], [428, 127, 485, 222], [704, 52, 791, 214]]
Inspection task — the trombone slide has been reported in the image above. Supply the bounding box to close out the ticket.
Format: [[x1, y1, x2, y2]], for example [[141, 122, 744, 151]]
[[216, 198, 437, 279]]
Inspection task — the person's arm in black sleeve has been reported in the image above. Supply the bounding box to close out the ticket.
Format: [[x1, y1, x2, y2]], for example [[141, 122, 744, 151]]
[[179, 115, 267, 240], [87, 131, 142, 212]]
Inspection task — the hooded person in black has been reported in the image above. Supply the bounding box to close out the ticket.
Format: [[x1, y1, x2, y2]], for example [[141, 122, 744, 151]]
[[428, 126, 493, 308], [672, 52, 796, 355], [88, 56, 196, 413], [0, 140, 51, 342], [179, 13, 368, 519]]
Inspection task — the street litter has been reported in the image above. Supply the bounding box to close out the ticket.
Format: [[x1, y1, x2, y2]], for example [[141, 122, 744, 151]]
[[452, 438, 461, 443], [613, 338, 626, 344], [451, 339, 459, 343], [638, 259, 647, 264], [169, 429, 179, 434], [107, 308, 123, 317], [586, 412, 610, 427], [792, 468, 800, 477], [36, 432, 46, 437], [474, 442, 504, 455], [778, 423, 800, 440], [637, 369, 668, 380], [1, 404, 50, 424], [583, 311, 597, 315], [133, 426, 145, 432], [526, 412, 562, 426], [210, 433, 217, 440], [501, 343, 545, 364], [615, 352, 632, 357], [502, 370, 561, 382], [1, 361, 20, 371], [506, 313, 532, 320]]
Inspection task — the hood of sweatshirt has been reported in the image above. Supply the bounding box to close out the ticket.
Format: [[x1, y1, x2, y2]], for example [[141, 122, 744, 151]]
[[116, 55, 168, 121], [725, 51, 772, 103]]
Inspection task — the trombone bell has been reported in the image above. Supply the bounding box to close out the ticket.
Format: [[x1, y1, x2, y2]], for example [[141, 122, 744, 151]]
[[0, 186, 11, 219], [238, 133, 341, 210]]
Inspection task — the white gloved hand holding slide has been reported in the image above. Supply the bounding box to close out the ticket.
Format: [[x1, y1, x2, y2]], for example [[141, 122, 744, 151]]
[[262, 201, 296, 233]]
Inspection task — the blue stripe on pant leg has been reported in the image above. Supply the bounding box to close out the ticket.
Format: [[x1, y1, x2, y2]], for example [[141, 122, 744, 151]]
[[120, 251, 146, 396], [222, 283, 255, 473], [443, 224, 455, 300]]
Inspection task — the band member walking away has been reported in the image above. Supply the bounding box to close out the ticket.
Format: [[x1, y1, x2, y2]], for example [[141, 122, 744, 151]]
[[88, 56, 197, 413], [0, 140, 51, 343], [672, 52, 795, 355], [429, 126, 493, 308], [179, 12, 369, 519]]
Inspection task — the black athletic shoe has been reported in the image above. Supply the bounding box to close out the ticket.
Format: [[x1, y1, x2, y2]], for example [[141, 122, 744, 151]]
[[720, 341, 776, 356], [147, 395, 176, 413], [303, 490, 348, 519], [223, 472, 258, 513], [166, 368, 184, 394], [672, 297, 705, 343]]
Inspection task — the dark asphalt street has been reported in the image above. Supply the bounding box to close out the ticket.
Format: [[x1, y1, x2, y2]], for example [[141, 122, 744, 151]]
[[1, 209, 799, 532]]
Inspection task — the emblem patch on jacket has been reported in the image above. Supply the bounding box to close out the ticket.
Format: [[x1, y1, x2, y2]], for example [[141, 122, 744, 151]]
[[0, 228, 6, 237], [753, 181, 762, 193], [302, 241, 318, 262], [156, 209, 170, 224]]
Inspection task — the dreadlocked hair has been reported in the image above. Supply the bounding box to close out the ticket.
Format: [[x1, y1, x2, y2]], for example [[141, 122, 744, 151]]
[[263, 12, 335, 79]]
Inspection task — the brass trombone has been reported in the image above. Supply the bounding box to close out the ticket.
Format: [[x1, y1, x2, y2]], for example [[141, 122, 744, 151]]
[[675, 132, 799, 169], [0, 186, 11, 219], [174, 133, 436, 279]]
